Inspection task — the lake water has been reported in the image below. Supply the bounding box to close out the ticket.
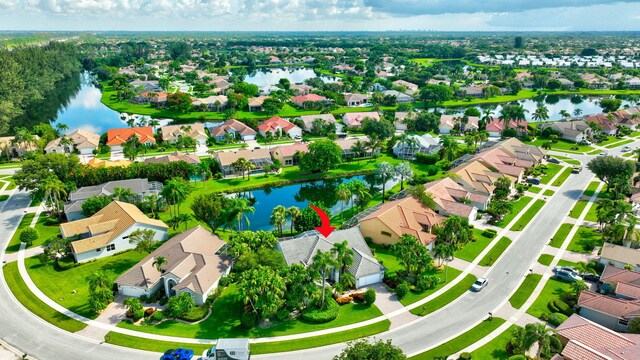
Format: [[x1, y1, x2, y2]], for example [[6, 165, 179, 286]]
[[241, 67, 338, 88], [231, 174, 398, 231], [447, 95, 634, 122]]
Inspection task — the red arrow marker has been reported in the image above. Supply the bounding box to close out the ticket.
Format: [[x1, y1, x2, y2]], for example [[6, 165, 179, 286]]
[[310, 204, 336, 238]]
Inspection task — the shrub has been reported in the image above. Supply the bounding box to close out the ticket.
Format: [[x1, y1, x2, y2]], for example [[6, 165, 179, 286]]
[[547, 312, 568, 326], [152, 310, 164, 322], [19, 227, 39, 246], [364, 289, 376, 305], [351, 293, 365, 303], [158, 297, 168, 306], [336, 296, 352, 305], [139, 295, 148, 303], [395, 283, 410, 300], [507, 355, 527, 360], [276, 309, 290, 321], [301, 297, 339, 323], [384, 276, 399, 289], [56, 257, 75, 270], [415, 274, 438, 293], [133, 309, 144, 321], [241, 311, 257, 329], [547, 300, 559, 313], [482, 229, 497, 238], [144, 308, 154, 317], [219, 276, 232, 287], [459, 352, 472, 360], [553, 298, 574, 316], [415, 153, 439, 165]]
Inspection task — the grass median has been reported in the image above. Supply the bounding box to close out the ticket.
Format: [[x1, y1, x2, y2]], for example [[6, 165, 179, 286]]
[[508, 274, 543, 309], [410, 274, 477, 316], [549, 223, 574, 248], [470, 324, 520, 360], [478, 237, 512, 267], [510, 199, 545, 231]]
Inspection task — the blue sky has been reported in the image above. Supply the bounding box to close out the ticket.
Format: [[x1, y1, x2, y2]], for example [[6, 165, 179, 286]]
[[1, 1, 640, 31]]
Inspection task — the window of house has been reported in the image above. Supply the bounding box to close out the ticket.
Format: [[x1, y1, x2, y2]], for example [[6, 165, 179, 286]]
[[96, 248, 101, 252], [619, 319, 629, 326], [107, 244, 115, 251], [381, 231, 392, 237], [421, 224, 430, 232]]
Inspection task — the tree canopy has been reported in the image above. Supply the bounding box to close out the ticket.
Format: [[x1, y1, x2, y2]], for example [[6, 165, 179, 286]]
[[299, 139, 343, 173]]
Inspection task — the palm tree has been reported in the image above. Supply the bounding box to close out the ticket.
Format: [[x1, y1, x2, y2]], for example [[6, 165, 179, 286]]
[[168, 213, 192, 231], [573, 108, 583, 117], [512, 323, 562, 359], [244, 161, 257, 180], [376, 162, 396, 203], [532, 105, 549, 122], [433, 244, 454, 267], [148, 119, 160, 133], [559, 110, 571, 120], [570, 280, 589, 297], [439, 135, 460, 161], [397, 133, 419, 158], [350, 140, 367, 162], [310, 250, 338, 309], [41, 177, 67, 216], [152, 256, 168, 272], [365, 136, 383, 157], [286, 206, 301, 235], [55, 122, 69, 136], [350, 180, 372, 211], [232, 158, 248, 179], [270, 205, 287, 236], [233, 198, 255, 232], [331, 240, 354, 275], [59, 136, 75, 153], [112, 186, 136, 203], [481, 106, 495, 125], [394, 162, 413, 191], [143, 194, 161, 218], [161, 178, 192, 217], [336, 183, 352, 219]]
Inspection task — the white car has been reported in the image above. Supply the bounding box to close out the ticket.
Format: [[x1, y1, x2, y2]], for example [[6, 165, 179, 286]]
[[599, 152, 607, 156], [471, 277, 488, 292], [622, 146, 632, 152]]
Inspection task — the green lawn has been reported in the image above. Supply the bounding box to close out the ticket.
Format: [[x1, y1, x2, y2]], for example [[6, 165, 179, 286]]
[[539, 164, 564, 184], [118, 284, 383, 339], [5, 213, 35, 254], [25, 250, 147, 319], [454, 229, 496, 262], [583, 181, 601, 197], [567, 226, 602, 254], [550, 155, 581, 166], [470, 325, 520, 360], [510, 199, 545, 231], [410, 274, 477, 316], [370, 243, 403, 276], [552, 168, 573, 187], [528, 186, 541, 194], [400, 267, 463, 306], [604, 138, 634, 149], [107, 320, 390, 355], [569, 200, 588, 219], [410, 318, 507, 359], [495, 197, 533, 228], [537, 254, 554, 266], [0, 194, 8, 202], [0, 176, 17, 190], [543, 189, 555, 196], [584, 204, 598, 222], [478, 237, 512, 267], [526, 139, 593, 154], [526, 278, 573, 318], [509, 274, 543, 309], [549, 223, 574, 248], [2, 262, 87, 332]]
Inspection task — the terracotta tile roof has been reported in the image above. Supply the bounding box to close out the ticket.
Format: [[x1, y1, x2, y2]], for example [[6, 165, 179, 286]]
[[61, 201, 168, 254], [450, 160, 507, 194], [271, 143, 309, 158], [423, 177, 480, 217], [562, 341, 611, 360], [258, 116, 300, 134], [106, 127, 156, 146], [601, 265, 640, 286], [342, 112, 381, 127], [486, 118, 528, 133], [291, 94, 329, 103], [144, 152, 200, 164], [209, 119, 257, 137], [45, 129, 100, 151], [160, 123, 207, 142], [617, 282, 640, 300], [578, 290, 640, 319]]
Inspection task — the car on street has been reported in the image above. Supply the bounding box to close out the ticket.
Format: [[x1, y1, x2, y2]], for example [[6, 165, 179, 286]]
[[161, 348, 194, 360], [554, 270, 582, 282], [572, 166, 582, 174], [471, 277, 488, 292], [548, 157, 560, 164], [622, 146, 632, 152], [161, 349, 176, 360], [599, 152, 607, 156]]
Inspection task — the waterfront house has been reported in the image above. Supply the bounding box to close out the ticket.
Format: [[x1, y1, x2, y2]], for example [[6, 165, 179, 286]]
[[392, 134, 441, 159], [213, 148, 274, 177], [270, 143, 309, 166], [161, 123, 208, 146], [106, 127, 156, 151], [208, 119, 257, 142], [45, 130, 100, 155], [344, 93, 369, 107], [291, 94, 330, 108], [297, 114, 344, 134]]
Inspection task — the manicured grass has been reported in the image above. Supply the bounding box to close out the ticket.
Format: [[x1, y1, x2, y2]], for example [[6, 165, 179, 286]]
[[25, 250, 146, 319], [494, 196, 532, 228], [0, 176, 17, 190], [584, 204, 598, 222], [539, 164, 564, 184], [509, 274, 543, 309], [543, 189, 555, 196], [597, 190, 612, 199], [0, 194, 8, 201], [583, 181, 601, 197], [470, 324, 520, 360], [550, 155, 581, 166], [526, 278, 573, 318], [119, 284, 383, 338], [528, 186, 541, 194], [370, 243, 403, 276], [567, 226, 602, 254], [549, 223, 574, 248], [33, 215, 61, 244], [478, 237, 512, 267], [410, 318, 506, 359], [5, 213, 36, 254], [552, 168, 573, 187], [454, 229, 496, 262], [526, 139, 593, 154], [410, 274, 477, 316], [107, 319, 390, 355], [569, 200, 588, 219], [400, 267, 463, 306], [537, 254, 554, 266], [510, 199, 545, 231], [2, 262, 87, 332], [604, 138, 634, 149]]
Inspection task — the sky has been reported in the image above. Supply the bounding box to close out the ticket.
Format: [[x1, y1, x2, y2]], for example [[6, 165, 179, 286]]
[[1, 0, 640, 31]]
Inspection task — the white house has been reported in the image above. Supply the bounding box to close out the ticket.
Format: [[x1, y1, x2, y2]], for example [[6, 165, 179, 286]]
[[258, 116, 303, 139], [115, 226, 231, 306], [161, 123, 209, 145], [392, 134, 441, 159], [599, 243, 640, 272], [60, 201, 169, 263], [45, 130, 100, 155]]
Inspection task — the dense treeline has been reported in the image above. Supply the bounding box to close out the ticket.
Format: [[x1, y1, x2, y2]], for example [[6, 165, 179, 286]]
[[0, 42, 81, 134]]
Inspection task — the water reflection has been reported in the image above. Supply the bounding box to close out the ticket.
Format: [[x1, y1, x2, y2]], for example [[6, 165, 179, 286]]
[[241, 67, 338, 88]]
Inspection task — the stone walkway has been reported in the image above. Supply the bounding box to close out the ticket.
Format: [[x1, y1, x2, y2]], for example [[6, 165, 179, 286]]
[[371, 284, 419, 329], [77, 295, 128, 342]]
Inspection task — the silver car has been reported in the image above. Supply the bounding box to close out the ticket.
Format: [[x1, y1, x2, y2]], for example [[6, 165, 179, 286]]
[[471, 277, 488, 292], [554, 270, 582, 282]]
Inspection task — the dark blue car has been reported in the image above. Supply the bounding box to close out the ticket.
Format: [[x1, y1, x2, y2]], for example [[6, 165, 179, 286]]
[[161, 349, 176, 360], [161, 348, 193, 360]]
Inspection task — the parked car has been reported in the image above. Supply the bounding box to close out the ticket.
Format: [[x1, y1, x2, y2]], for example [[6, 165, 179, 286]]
[[548, 157, 560, 164], [581, 273, 600, 282], [579, 140, 592, 145], [622, 146, 632, 152], [161, 349, 176, 360], [173, 348, 194, 360], [599, 152, 607, 156], [572, 166, 582, 174], [526, 177, 541, 185], [471, 277, 488, 292], [553, 266, 578, 276], [554, 270, 582, 282]]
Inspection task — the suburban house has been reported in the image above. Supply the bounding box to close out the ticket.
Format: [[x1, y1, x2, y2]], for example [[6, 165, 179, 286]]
[[290, 84, 314, 96], [60, 201, 169, 263], [115, 226, 231, 306], [585, 114, 619, 136], [64, 178, 163, 221], [439, 115, 480, 134], [600, 243, 640, 271], [394, 111, 417, 131], [45, 129, 100, 155], [213, 148, 274, 177], [344, 93, 369, 107], [106, 127, 156, 151], [291, 94, 330, 108], [130, 80, 162, 93], [208, 119, 257, 142], [449, 160, 506, 195], [0, 136, 39, 158], [212, 78, 232, 94], [86, 158, 131, 168], [144, 152, 200, 165], [578, 290, 640, 332], [392, 80, 419, 95], [599, 265, 640, 300], [486, 118, 528, 137], [335, 138, 381, 158], [492, 138, 546, 165], [342, 112, 381, 128], [270, 143, 309, 166], [459, 85, 485, 98], [540, 121, 593, 143], [297, 114, 344, 134], [554, 314, 640, 360], [392, 134, 441, 159], [359, 196, 445, 249], [247, 96, 269, 112], [383, 90, 414, 103], [473, 147, 529, 184], [132, 91, 168, 106], [192, 95, 228, 111], [258, 116, 303, 138], [277, 228, 385, 288], [161, 123, 208, 145], [424, 177, 488, 215]]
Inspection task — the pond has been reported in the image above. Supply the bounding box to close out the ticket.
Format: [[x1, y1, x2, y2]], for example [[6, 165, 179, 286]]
[[240, 67, 338, 88], [230, 174, 398, 232], [446, 95, 635, 122]]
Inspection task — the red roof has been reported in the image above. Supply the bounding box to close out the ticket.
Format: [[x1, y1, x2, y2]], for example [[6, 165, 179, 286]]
[[291, 94, 328, 103], [258, 116, 298, 133], [106, 127, 155, 146], [486, 118, 528, 133]]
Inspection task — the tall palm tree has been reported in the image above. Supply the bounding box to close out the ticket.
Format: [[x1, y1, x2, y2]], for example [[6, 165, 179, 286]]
[[531, 105, 549, 122], [573, 108, 583, 117], [144, 194, 161, 218], [232, 158, 248, 179], [59, 136, 75, 153], [513, 323, 562, 359], [148, 119, 160, 133], [376, 162, 396, 203], [41, 177, 67, 216], [481, 106, 496, 124], [559, 110, 571, 120], [55, 122, 69, 136], [152, 256, 168, 272], [244, 161, 257, 180], [439, 135, 460, 161], [233, 198, 255, 232], [365, 135, 383, 157], [331, 240, 354, 275], [286, 206, 301, 234], [350, 140, 367, 162], [336, 183, 352, 219], [112, 186, 136, 203], [349, 180, 372, 211], [570, 280, 589, 297], [310, 250, 338, 309], [161, 178, 192, 217], [270, 205, 287, 236]]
